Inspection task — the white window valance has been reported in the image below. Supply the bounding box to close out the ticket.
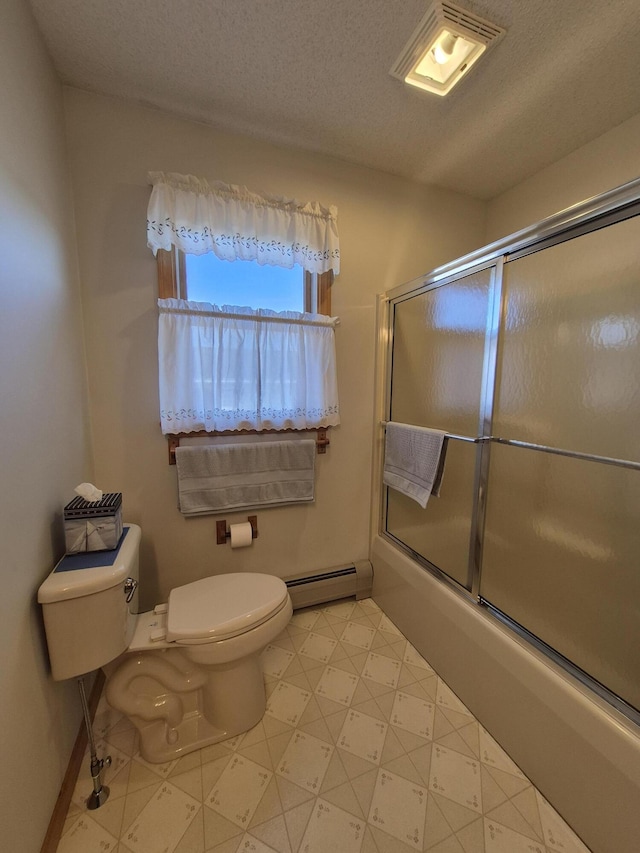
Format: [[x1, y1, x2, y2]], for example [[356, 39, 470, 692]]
[[147, 171, 340, 275], [158, 299, 340, 434]]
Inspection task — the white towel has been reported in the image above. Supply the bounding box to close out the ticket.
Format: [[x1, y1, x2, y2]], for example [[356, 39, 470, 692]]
[[175, 440, 316, 515], [383, 422, 447, 509]]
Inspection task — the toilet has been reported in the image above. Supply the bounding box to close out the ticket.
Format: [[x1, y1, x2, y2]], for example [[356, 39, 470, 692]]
[[38, 524, 293, 762]]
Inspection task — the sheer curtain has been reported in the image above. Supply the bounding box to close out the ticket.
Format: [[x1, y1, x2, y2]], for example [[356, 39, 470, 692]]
[[149, 172, 341, 435], [147, 171, 340, 274], [158, 299, 340, 434]]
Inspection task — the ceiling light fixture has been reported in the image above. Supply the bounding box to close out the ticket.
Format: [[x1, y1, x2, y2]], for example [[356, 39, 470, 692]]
[[390, 1, 505, 96]]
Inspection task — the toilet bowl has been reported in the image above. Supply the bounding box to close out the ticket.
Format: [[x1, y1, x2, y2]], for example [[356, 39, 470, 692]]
[[38, 524, 293, 762]]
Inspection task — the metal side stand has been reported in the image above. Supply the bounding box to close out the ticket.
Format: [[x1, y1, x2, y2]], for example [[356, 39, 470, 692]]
[[78, 675, 111, 810]]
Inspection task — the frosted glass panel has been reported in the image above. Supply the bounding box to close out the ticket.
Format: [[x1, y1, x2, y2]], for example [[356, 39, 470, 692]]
[[481, 443, 640, 710], [495, 217, 640, 462], [391, 271, 491, 433], [386, 269, 492, 588], [386, 441, 477, 587]]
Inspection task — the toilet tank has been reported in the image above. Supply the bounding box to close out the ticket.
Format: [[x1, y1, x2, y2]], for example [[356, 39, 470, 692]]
[[37, 524, 141, 680]]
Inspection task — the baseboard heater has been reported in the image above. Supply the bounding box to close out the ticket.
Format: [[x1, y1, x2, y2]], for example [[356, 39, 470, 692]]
[[284, 560, 373, 610]]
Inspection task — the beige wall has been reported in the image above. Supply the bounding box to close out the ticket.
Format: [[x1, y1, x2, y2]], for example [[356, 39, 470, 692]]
[[0, 2, 93, 849], [486, 110, 640, 241], [63, 88, 486, 609]]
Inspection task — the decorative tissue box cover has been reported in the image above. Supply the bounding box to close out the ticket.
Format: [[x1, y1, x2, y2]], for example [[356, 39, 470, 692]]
[[63, 493, 123, 553]]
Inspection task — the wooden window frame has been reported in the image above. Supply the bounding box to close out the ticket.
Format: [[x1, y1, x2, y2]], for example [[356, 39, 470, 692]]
[[157, 247, 332, 315]]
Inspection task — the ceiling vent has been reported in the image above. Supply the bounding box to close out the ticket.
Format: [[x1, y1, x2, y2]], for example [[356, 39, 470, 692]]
[[390, 1, 505, 96]]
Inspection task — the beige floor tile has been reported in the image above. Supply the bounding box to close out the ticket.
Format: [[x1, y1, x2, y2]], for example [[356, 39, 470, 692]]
[[382, 754, 424, 786], [425, 835, 466, 853], [289, 609, 321, 631], [283, 799, 315, 851], [298, 631, 338, 664], [120, 782, 200, 853], [423, 795, 455, 849], [238, 739, 275, 771], [173, 809, 205, 853], [369, 824, 418, 852], [202, 805, 243, 849], [354, 697, 389, 723], [205, 837, 243, 853], [391, 691, 435, 740], [436, 731, 477, 760], [341, 621, 376, 650], [338, 708, 388, 764], [315, 664, 359, 706], [350, 767, 379, 817], [486, 800, 540, 841], [206, 755, 273, 829], [248, 814, 292, 853], [363, 652, 402, 689], [454, 816, 485, 853], [369, 769, 428, 850], [322, 780, 367, 819], [299, 798, 366, 852], [319, 748, 350, 793], [324, 601, 357, 620], [261, 645, 296, 678], [265, 680, 312, 726], [58, 814, 119, 853], [275, 775, 316, 811], [249, 776, 283, 828], [236, 832, 282, 852], [483, 818, 546, 853], [276, 729, 334, 793], [431, 793, 479, 833], [429, 746, 482, 814]]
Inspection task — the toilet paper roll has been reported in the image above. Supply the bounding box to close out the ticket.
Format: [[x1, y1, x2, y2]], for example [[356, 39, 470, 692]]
[[229, 521, 253, 549]]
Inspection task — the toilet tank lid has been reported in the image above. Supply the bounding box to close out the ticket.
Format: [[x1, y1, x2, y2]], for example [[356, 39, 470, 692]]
[[167, 573, 288, 642], [37, 524, 141, 604]]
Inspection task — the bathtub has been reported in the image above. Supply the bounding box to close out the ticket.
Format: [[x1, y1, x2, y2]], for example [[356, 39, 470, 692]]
[[370, 533, 640, 853]]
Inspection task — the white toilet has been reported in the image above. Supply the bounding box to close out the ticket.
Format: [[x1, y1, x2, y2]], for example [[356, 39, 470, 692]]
[[38, 524, 292, 762]]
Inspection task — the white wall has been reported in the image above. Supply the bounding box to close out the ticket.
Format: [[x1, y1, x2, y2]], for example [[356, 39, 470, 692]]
[[0, 2, 93, 850], [486, 110, 640, 241], [62, 88, 486, 609]]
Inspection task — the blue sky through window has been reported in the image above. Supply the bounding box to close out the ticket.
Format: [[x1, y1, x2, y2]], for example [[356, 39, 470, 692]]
[[185, 253, 304, 312]]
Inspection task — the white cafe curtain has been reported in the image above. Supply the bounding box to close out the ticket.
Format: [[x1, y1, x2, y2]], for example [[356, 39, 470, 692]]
[[147, 171, 340, 274], [158, 299, 341, 434]]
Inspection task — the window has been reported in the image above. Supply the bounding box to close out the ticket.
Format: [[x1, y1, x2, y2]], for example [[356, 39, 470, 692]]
[[157, 247, 333, 315], [148, 171, 340, 436]]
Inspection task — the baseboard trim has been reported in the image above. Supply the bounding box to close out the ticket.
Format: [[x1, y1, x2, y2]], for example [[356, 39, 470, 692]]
[[40, 670, 105, 853]]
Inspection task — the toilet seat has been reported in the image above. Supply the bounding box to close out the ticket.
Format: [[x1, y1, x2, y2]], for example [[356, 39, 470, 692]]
[[166, 573, 289, 645]]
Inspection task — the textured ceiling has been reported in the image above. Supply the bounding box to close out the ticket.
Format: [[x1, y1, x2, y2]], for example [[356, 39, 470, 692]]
[[29, 0, 640, 200]]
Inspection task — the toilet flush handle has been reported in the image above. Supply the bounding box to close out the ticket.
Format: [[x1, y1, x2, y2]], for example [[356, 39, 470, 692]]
[[124, 577, 138, 603]]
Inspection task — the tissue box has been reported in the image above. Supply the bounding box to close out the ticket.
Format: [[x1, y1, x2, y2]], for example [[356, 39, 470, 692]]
[[64, 493, 123, 553]]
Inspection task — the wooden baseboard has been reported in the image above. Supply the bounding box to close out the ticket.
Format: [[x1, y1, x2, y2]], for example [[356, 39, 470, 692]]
[[40, 670, 106, 853]]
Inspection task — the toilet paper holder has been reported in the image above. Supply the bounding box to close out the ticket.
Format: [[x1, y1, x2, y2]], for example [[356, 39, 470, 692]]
[[216, 516, 259, 545]]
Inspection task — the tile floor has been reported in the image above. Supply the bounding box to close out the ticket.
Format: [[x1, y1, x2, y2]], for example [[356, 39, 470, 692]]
[[57, 598, 592, 853]]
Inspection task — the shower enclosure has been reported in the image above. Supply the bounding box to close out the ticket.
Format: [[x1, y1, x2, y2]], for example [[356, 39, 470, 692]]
[[381, 180, 640, 720]]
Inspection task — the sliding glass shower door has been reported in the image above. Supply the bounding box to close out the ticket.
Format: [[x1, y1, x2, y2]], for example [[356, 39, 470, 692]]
[[480, 216, 640, 711], [383, 203, 640, 714], [386, 268, 493, 589]]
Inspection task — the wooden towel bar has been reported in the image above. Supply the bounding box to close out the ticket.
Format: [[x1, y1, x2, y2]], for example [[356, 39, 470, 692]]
[[167, 427, 330, 465]]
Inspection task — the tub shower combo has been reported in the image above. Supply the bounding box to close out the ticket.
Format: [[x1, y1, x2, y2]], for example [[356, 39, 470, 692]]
[[371, 178, 640, 853]]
